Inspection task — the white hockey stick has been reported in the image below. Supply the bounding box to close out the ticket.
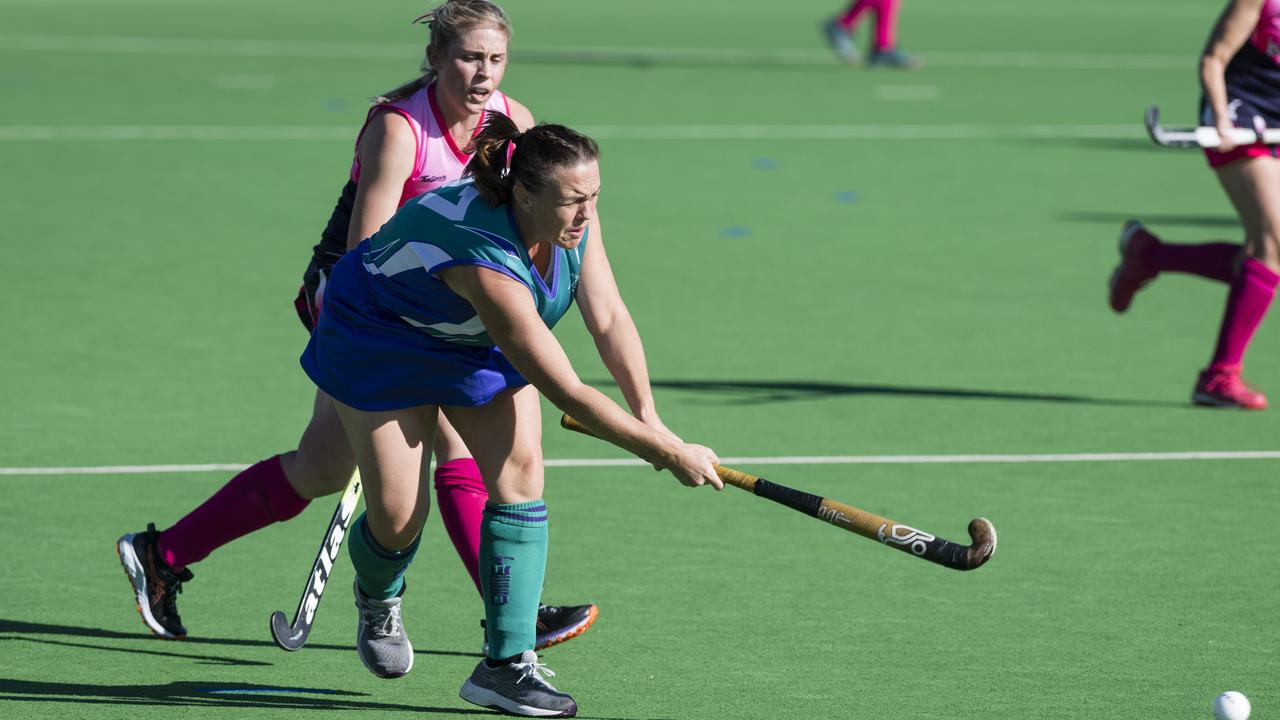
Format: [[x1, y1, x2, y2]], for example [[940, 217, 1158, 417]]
[[1145, 105, 1280, 148]]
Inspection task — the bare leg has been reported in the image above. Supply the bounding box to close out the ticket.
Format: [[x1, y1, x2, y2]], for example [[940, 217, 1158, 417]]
[[280, 389, 359, 499], [332, 401, 438, 550], [1216, 156, 1280, 272], [444, 385, 544, 502]]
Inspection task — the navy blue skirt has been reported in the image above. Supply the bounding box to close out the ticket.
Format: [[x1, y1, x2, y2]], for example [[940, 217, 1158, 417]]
[[300, 251, 528, 412]]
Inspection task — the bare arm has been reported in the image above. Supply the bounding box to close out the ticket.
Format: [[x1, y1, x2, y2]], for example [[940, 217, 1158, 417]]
[[1202, 0, 1266, 151], [574, 215, 671, 436], [439, 265, 721, 488], [505, 97, 536, 132], [346, 110, 417, 251]]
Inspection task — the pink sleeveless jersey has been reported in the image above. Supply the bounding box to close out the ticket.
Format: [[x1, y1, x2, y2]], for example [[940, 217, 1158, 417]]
[[349, 82, 512, 207], [1251, 0, 1280, 63]]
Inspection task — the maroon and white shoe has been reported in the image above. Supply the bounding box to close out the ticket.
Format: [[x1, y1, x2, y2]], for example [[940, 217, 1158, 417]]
[[1109, 221, 1161, 313], [1193, 368, 1268, 410]]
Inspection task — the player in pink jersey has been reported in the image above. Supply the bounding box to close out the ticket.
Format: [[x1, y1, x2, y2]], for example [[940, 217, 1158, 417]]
[[1110, 0, 1280, 409], [116, 0, 599, 648], [822, 0, 919, 68]]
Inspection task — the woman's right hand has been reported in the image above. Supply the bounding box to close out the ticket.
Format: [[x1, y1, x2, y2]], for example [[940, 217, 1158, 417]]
[[1217, 119, 1240, 152], [665, 443, 724, 490]]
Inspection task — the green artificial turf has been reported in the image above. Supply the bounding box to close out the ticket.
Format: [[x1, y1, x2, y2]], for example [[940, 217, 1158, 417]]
[[1, 1, 1275, 718]]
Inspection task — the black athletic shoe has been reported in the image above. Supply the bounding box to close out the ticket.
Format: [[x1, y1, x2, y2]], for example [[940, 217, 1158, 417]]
[[116, 523, 193, 639], [535, 604, 598, 651], [482, 603, 599, 654]]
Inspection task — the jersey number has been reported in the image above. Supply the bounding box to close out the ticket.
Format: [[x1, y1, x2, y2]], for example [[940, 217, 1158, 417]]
[[419, 184, 480, 221]]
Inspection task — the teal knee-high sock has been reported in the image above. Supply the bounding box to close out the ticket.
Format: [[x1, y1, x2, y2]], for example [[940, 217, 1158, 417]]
[[347, 512, 420, 600], [481, 500, 548, 660]]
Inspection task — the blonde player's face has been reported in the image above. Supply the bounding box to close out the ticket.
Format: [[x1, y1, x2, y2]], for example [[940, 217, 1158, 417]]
[[517, 161, 601, 250], [429, 26, 509, 116]]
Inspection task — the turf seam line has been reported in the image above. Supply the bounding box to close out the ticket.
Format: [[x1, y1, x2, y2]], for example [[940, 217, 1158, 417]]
[[5, 451, 1280, 476], [0, 34, 1193, 70], [0, 124, 1143, 142]]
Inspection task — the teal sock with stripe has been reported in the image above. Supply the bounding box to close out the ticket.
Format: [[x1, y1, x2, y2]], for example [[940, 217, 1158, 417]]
[[347, 512, 420, 600], [481, 500, 548, 659]]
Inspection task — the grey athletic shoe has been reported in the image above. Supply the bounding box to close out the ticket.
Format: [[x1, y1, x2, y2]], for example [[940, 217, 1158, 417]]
[[867, 47, 922, 69], [822, 19, 858, 63], [460, 650, 577, 717], [354, 581, 413, 678]]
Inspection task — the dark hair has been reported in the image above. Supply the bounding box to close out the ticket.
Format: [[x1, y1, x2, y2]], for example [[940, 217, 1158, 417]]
[[375, 0, 513, 104], [465, 114, 601, 206]]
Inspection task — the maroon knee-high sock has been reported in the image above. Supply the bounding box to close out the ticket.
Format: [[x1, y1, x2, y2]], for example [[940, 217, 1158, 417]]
[[1147, 242, 1239, 283], [156, 455, 310, 571]]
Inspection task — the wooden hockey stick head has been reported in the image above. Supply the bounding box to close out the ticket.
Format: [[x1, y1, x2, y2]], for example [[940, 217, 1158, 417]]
[[962, 517, 998, 571]]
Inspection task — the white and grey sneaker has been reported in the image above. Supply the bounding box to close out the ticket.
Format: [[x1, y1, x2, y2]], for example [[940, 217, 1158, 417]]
[[354, 581, 413, 678], [822, 19, 858, 63], [460, 650, 577, 717]]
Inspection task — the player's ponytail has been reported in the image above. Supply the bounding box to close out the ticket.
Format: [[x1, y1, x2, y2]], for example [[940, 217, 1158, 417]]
[[466, 112, 523, 205], [467, 118, 601, 207]]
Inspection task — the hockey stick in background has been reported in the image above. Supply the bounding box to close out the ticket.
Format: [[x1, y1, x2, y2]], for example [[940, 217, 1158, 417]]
[[1145, 104, 1280, 148], [560, 415, 996, 571], [269, 472, 362, 651]]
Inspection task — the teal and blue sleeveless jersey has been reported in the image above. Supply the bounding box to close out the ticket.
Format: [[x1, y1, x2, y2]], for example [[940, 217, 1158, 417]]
[[360, 179, 586, 347]]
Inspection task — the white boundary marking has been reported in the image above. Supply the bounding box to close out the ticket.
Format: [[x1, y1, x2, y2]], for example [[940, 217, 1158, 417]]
[[4, 451, 1280, 476], [0, 124, 1141, 142], [0, 34, 1192, 71]]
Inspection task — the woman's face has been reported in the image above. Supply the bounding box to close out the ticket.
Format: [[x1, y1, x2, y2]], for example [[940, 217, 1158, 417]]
[[428, 25, 510, 117], [516, 161, 601, 250]]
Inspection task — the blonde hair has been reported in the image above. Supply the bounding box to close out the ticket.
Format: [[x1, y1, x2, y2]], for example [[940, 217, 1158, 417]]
[[375, 0, 513, 104], [466, 115, 601, 207]]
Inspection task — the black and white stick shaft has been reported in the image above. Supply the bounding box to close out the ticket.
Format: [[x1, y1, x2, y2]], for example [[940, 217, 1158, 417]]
[[560, 414, 996, 571], [269, 473, 362, 651], [1145, 104, 1280, 148]]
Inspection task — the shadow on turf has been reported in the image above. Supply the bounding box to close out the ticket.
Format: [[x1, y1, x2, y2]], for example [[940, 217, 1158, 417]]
[[0, 619, 480, 659], [0, 679, 673, 719], [622, 379, 1187, 409], [1062, 211, 1239, 229], [0, 635, 270, 668], [0, 679, 486, 714], [1024, 137, 1166, 153]]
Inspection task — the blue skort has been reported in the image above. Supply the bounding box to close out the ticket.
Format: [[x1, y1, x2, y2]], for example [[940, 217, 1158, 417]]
[[300, 250, 528, 411]]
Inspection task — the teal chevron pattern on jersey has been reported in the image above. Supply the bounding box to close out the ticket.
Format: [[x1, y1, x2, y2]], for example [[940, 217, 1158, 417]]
[[360, 179, 586, 347]]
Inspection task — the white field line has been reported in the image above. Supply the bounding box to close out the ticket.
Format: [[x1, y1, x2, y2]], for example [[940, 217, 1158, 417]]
[[874, 85, 942, 102], [4, 450, 1280, 476], [0, 33, 1192, 71], [0, 123, 1142, 142]]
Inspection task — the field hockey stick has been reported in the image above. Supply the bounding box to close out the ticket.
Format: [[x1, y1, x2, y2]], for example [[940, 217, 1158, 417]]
[[269, 472, 363, 651], [560, 415, 996, 571], [1145, 104, 1280, 148]]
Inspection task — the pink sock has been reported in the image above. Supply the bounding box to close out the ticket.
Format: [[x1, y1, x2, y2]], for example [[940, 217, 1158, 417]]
[[1148, 242, 1239, 283], [434, 458, 488, 594], [1208, 257, 1279, 371], [838, 0, 874, 29], [157, 455, 310, 570], [873, 0, 900, 50]]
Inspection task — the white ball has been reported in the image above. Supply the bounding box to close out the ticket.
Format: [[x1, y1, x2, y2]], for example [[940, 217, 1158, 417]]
[[1213, 691, 1250, 720]]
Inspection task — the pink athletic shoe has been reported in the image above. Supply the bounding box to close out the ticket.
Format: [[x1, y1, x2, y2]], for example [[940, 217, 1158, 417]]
[[1109, 221, 1160, 313], [1193, 369, 1268, 410]]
